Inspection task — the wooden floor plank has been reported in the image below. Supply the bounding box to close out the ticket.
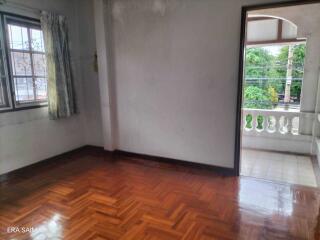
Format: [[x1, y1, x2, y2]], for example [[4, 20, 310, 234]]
[[0, 148, 320, 239]]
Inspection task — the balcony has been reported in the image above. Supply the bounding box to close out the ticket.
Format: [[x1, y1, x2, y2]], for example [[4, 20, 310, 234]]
[[241, 13, 320, 187], [240, 108, 319, 187], [241, 108, 313, 154]]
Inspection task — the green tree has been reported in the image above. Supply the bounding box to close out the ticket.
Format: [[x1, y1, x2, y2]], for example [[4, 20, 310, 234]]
[[245, 48, 274, 80], [244, 44, 306, 107], [275, 44, 305, 100], [245, 47, 281, 92], [243, 86, 272, 109], [276, 44, 305, 78], [268, 86, 278, 106]]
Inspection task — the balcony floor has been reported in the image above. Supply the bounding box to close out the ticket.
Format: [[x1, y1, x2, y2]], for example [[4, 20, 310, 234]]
[[241, 149, 319, 187]]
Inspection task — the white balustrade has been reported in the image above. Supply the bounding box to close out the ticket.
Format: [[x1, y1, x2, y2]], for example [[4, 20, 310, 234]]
[[243, 108, 300, 135]]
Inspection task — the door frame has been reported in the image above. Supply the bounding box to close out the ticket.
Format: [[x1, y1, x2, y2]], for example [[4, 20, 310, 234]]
[[234, 0, 320, 176]]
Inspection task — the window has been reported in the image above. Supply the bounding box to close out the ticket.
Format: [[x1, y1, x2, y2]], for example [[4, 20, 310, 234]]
[[0, 13, 47, 112], [0, 17, 11, 110]]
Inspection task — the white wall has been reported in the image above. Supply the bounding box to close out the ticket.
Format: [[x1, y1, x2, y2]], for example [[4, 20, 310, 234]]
[[0, 108, 85, 174], [0, 0, 301, 174], [76, 0, 104, 147], [94, 0, 292, 169], [246, 18, 298, 42], [242, 133, 312, 154], [0, 0, 87, 175]]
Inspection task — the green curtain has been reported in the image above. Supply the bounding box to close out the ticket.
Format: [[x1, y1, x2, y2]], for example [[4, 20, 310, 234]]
[[40, 12, 77, 120]]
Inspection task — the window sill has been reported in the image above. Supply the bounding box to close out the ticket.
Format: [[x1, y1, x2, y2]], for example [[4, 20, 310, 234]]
[[0, 104, 48, 114]]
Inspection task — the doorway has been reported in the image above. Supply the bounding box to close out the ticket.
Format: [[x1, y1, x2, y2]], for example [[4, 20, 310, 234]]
[[236, 1, 320, 187]]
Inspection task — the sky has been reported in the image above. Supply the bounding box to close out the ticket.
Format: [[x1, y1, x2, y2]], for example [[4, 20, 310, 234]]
[[261, 46, 282, 56]]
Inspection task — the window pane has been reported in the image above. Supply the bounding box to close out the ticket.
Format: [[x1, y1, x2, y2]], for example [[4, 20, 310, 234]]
[[8, 24, 29, 50], [0, 18, 10, 109], [30, 29, 44, 52], [4, 18, 48, 108], [11, 51, 32, 76], [0, 49, 6, 78], [0, 78, 5, 105], [0, 57, 8, 107], [33, 53, 46, 76], [14, 77, 34, 102], [35, 78, 47, 100]]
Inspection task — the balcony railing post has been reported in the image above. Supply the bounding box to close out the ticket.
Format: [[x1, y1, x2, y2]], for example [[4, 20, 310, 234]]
[[252, 113, 257, 131], [287, 116, 293, 134], [263, 115, 268, 132], [275, 116, 280, 134], [244, 113, 250, 130], [242, 108, 300, 136]]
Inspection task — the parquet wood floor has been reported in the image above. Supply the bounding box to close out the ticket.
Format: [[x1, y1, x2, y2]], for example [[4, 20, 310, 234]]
[[0, 148, 320, 240]]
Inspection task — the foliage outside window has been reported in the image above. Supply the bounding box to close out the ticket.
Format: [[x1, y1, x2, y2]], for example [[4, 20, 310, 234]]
[[243, 44, 306, 110]]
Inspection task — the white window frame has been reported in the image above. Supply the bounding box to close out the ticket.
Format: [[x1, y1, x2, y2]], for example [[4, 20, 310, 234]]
[[0, 12, 47, 113]]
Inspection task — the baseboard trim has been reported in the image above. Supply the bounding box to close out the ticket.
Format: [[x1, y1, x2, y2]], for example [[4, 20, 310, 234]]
[[114, 150, 235, 176], [0, 145, 104, 183], [0, 145, 236, 182], [242, 147, 313, 157]]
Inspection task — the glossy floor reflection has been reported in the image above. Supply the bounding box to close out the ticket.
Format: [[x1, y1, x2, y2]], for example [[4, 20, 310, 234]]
[[241, 149, 318, 187], [0, 148, 320, 239]]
